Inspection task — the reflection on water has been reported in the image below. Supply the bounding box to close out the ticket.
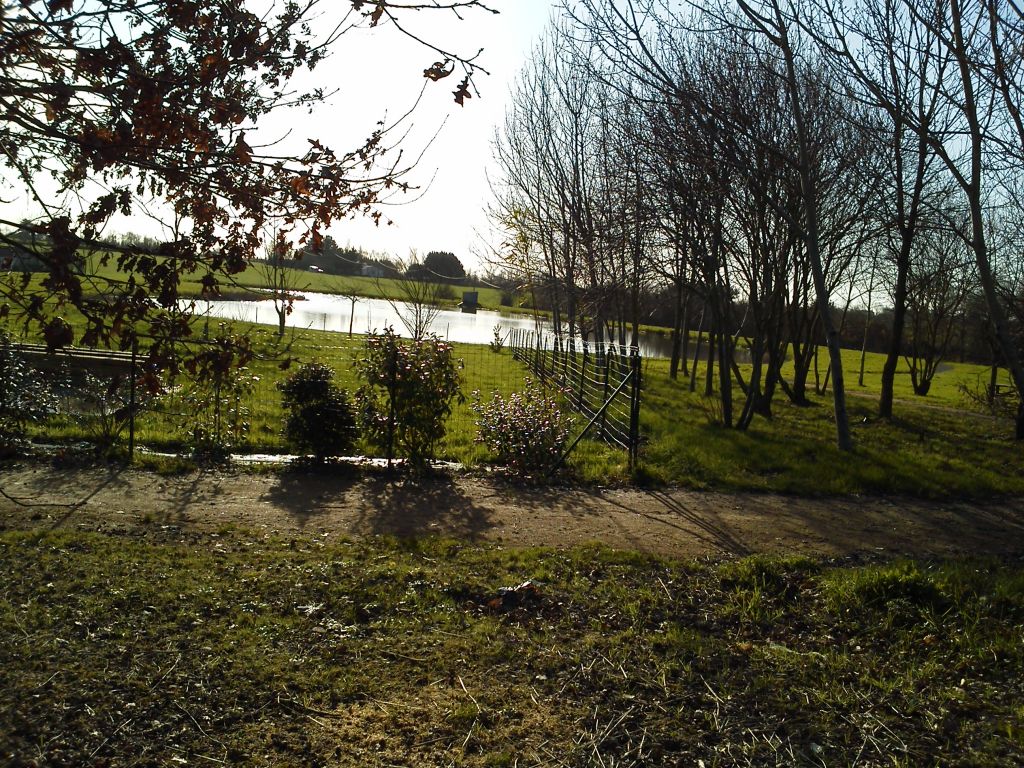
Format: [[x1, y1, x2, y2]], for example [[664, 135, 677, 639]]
[[189, 291, 680, 359]]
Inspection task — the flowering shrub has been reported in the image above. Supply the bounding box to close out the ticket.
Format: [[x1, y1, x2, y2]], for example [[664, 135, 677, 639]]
[[354, 327, 463, 467], [279, 362, 357, 461], [471, 380, 573, 474]]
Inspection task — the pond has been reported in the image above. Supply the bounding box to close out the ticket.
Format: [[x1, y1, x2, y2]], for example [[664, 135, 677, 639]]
[[189, 291, 680, 359]]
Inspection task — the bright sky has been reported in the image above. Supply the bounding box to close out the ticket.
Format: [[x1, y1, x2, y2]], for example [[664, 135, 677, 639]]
[[0, 1, 556, 273], [278, 0, 556, 272]]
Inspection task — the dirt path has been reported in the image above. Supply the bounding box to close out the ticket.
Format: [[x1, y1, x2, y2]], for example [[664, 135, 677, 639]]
[[2, 462, 1024, 559]]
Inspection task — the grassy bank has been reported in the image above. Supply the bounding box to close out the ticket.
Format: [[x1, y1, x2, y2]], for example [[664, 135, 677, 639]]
[[636, 348, 1024, 495], [1, 528, 1021, 766], [76, 250, 515, 310], [5, 259, 1022, 495], [12, 312, 1024, 496]]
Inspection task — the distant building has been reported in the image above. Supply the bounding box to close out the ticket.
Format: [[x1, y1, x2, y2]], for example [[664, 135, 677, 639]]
[[361, 264, 385, 278], [0, 245, 45, 272]]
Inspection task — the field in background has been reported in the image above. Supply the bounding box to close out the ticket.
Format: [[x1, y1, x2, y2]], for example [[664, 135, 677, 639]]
[[76, 249, 513, 309]]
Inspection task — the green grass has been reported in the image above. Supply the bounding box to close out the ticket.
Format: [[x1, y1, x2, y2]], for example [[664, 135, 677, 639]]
[[14, 314, 1024, 495], [5, 261, 1023, 495], [34, 322, 534, 465], [1, 529, 1021, 766], [634, 348, 1024, 496]]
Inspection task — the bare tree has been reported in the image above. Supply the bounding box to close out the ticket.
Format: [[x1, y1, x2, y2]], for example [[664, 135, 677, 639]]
[[382, 254, 445, 341], [259, 234, 305, 338], [732, 0, 854, 449], [795, 0, 1024, 436], [903, 225, 973, 395]]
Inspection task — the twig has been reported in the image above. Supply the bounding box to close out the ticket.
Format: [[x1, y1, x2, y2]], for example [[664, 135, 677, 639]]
[[148, 653, 181, 691], [380, 649, 428, 664], [88, 718, 132, 759], [656, 576, 673, 600], [174, 701, 224, 746], [461, 721, 476, 752], [277, 694, 345, 719], [457, 675, 481, 714], [33, 670, 61, 690], [193, 754, 227, 765]]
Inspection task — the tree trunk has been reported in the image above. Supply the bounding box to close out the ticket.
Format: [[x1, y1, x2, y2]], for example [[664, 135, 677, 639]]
[[949, 0, 1024, 438], [704, 329, 717, 397], [879, 250, 909, 418], [765, 0, 852, 450], [669, 280, 685, 379]]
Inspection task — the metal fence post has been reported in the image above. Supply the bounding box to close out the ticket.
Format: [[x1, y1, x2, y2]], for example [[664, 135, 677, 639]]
[[535, 332, 544, 382], [386, 340, 397, 468], [629, 349, 642, 469], [128, 338, 137, 462], [600, 345, 610, 440], [578, 341, 587, 410]]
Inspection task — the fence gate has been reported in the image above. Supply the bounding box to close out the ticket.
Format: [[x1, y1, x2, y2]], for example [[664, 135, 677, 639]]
[[507, 329, 642, 470]]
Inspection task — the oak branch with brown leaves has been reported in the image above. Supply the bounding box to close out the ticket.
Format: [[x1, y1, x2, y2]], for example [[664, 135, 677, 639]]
[[0, 0, 492, 378]]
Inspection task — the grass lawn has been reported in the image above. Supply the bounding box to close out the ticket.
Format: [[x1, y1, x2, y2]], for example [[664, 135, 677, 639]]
[[633, 347, 1024, 496], [36, 323, 534, 468], [4, 263, 1022, 496], [1, 528, 1021, 766]]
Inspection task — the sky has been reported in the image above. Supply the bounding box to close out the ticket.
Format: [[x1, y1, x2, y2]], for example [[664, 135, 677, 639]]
[[0, 0, 557, 273], [267, 0, 557, 272]]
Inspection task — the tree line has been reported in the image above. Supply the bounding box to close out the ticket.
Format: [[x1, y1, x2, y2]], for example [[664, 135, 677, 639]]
[[489, 0, 1024, 445]]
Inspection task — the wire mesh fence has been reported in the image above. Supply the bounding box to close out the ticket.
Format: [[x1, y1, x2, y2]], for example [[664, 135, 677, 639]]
[[10, 323, 642, 467], [12, 330, 537, 461], [506, 328, 642, 466]]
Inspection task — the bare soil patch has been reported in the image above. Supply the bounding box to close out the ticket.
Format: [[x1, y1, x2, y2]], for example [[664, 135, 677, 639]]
[[2, 462, 1023, 558]]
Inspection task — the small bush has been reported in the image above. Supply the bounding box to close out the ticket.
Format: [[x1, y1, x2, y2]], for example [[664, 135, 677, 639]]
[[354, 327, 463, 467], [471, 379, 572, 474], [279, 362, 357, 461], [0, 333, 63, 455], [489, 325, 505, 354], [76, 372, 140, 457]]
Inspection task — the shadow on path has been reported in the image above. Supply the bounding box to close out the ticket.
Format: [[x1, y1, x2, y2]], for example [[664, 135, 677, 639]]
[[352, 473, 495, 539], [642, 490, 752, 556], [261, 467, 496, 538], [1, 465, 130, 529], [260, 464, 363, 529]]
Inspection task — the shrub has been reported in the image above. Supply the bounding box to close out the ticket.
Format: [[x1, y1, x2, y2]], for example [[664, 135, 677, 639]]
[[0, 333, 63, 455], [179, 367, 258, 463], [76, 371, 138, 457], [489, 325, 505, 354], [279, 362, 357, 461], [354, 327, 463, 467], [471, 379, 573, 474]]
